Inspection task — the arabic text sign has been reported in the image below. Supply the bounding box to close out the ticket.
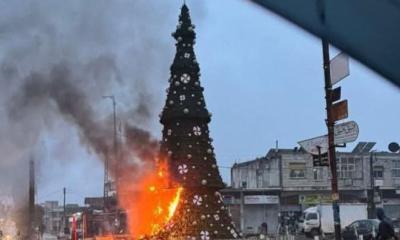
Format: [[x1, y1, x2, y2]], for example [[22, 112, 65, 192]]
[[334, 121, 359, 144], [299, 194, 332, 204]]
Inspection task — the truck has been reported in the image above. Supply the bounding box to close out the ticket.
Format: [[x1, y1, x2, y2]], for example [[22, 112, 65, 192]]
[[303, 203, 368, 238]]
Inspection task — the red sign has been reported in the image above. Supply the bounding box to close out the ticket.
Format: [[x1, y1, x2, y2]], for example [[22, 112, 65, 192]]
[[332, 100, 348, 122]]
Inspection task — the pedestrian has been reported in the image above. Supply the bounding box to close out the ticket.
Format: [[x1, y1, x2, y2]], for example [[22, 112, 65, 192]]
[[376, 208, 398, 240], [261, 222, 268, 234], [258, 222, 268, 239]]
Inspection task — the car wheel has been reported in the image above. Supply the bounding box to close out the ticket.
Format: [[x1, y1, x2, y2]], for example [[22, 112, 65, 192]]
[[311, 228, 319, 237]]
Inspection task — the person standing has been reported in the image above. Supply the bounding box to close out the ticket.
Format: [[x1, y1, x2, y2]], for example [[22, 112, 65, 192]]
[[259, 222, 268, 239], [376, 208, 398, 240]]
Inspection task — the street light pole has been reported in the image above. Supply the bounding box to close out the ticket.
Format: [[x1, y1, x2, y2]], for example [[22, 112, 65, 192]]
[[322, 39, 342, 240]]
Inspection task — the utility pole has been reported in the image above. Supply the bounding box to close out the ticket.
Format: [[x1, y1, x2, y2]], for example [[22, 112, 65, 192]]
[[240, 188, 244, 232], [322, 39, 342, 240], [63, 187, 67, 234], [102, 95, 118, 207], [368, 151, 376, 218]]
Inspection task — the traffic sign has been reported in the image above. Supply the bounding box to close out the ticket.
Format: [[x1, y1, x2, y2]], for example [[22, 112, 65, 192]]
[[332, 193, 340, 201], [332, 100, 348, 122], [298, 121, 359, 155], [330, 52, 350, 85], [313, 152, 329, 167], [330, 87, 341, 103]]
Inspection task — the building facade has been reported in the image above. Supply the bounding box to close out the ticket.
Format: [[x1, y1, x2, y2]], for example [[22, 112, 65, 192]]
[[42, 201, 63, 234], [222, 143, 400, 235], [42, 201, 86, 235]]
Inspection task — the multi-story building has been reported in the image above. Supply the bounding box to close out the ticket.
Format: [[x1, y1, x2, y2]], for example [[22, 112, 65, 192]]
[[42, 201, 85, 235], [222, 142, 400, 234], [42, 201, 63, 234]]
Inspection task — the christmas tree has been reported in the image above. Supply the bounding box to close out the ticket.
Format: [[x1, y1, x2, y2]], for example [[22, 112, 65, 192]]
[[158, 4, 239, 240]]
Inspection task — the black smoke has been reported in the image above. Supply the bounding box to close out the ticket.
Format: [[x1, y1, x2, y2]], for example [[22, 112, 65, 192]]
[[0, 0, 205, 228]]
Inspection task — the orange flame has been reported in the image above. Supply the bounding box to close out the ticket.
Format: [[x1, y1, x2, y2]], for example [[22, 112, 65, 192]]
[[118, 160, 182, 238], [168, 187, 183, 220]]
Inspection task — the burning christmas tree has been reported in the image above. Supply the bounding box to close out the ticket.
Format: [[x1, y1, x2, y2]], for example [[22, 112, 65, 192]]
[[157, 4, 239, 240]]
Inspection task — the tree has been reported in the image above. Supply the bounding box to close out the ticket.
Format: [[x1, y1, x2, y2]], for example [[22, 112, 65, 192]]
[[158, 4, 239, 239]]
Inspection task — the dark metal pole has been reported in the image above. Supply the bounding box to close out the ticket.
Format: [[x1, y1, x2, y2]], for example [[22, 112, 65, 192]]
[[368, 152, 376, 218], [240, 188, 244, 232], [104, 146, 109, 208], [102, 95, 117, 209], [322, 39, 342, 240], [29, 159, 35, 237], [63, 187, 67, 234], [111, 97, 119, 197]]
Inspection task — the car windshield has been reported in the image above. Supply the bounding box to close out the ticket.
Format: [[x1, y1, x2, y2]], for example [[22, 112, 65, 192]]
[[306, 213, 318, 220], [372, 220, 380, 228], [393, 220, 400, 228], [357, 221, 369, 229], [349, 220, 379, 232]]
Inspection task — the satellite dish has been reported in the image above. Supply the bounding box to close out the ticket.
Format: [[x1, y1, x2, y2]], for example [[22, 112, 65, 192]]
[[388, 142, 400, 153]]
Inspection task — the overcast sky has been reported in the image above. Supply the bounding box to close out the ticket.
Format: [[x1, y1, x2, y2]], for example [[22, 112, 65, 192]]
[[17, 0, 400, 204]]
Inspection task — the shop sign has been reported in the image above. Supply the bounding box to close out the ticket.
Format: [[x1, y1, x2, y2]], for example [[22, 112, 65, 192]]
[[223, 195, 235, 205], [244, 195, 279, 204], [299, 194, 332, 204]]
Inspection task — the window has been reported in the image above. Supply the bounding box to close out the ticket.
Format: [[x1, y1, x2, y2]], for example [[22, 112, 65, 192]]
[[337, 157, 362, 179], [373, 166, 384, 178], [392, 160, 400, 178], [349, 220, 375, 232], [305, 212, 318, 220], [338, 157, 355, 178], [289, 163, 306, 179]]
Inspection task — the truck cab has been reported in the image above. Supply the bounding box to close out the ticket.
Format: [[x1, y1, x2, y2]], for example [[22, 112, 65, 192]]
[[303, 207, 321, 237]]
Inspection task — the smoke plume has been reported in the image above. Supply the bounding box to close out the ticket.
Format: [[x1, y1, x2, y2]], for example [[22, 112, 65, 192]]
[[0, 0, 205, 223]]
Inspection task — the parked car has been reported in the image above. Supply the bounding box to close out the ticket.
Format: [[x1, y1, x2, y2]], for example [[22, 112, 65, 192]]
[[342, 219, 379, 240], [392, 219, 400, 237], [297, 217, 304, 233]]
